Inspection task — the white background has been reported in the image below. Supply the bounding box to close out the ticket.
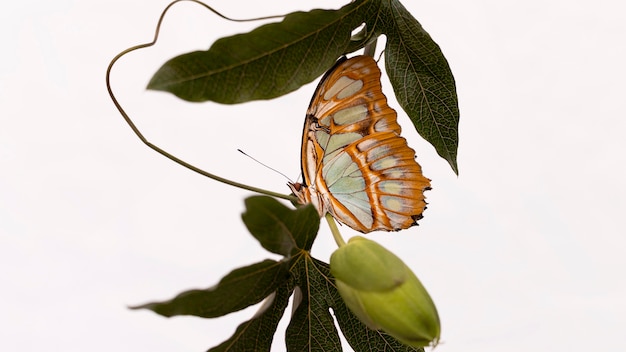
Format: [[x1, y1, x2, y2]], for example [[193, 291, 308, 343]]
[[2, 0, 625, 351]]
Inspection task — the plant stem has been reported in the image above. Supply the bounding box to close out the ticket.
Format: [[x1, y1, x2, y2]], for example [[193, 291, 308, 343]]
[[105, 1, 297, 203], [325, 213, 346, 247]]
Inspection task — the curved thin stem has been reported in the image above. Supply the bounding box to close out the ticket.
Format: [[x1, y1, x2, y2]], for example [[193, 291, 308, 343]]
[[106, 0, 297, 203], [325, 213, 346, 247]]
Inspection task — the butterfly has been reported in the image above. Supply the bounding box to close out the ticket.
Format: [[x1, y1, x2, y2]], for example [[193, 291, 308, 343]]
[[288, 55, 431, 233]]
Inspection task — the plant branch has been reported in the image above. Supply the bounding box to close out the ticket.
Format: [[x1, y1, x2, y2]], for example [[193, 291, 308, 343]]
[[105, 0, 297, 202], [325, 213, 346, 247]]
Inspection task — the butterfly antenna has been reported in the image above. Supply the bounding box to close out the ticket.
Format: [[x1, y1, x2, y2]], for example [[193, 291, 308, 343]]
[[237, 149, 295, 183]]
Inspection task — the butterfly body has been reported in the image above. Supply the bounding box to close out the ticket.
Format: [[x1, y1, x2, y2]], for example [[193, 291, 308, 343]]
[[289, 56, 430, 233]]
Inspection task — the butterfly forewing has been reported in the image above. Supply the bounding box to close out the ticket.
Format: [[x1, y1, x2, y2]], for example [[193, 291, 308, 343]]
[[290, 55, 430, 233]]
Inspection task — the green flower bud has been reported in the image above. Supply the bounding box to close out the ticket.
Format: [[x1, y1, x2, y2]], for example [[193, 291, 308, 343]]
[[330, 236, 440, 348]]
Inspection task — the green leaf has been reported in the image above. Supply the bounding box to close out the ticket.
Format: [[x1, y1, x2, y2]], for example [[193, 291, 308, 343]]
[[147, 0, 376, 103], [286, 256, 342, 352], [379, 0, 460, 174], [208, 283, 294, 352], [242, 196, 320, 255], [131, 259, 289, 318]]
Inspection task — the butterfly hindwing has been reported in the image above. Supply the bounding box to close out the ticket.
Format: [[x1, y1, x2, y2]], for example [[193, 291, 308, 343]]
[[290, 55, 430, 233]]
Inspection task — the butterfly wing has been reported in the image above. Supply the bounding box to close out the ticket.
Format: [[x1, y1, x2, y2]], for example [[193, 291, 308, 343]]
[[291, 55, 431, 233]]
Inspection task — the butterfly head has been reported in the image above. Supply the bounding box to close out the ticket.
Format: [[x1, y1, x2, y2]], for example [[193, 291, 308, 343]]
[[287, 182, 307, 204]]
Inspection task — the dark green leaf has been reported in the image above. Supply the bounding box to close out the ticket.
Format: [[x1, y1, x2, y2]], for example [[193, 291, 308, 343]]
[[242, 196, 320, 255], [147, 0, 375, 103], [208, 283, 294, 352], [131, 259, 289, 318], [286, 255, 342, 352], [379, 0, 460, 174]]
